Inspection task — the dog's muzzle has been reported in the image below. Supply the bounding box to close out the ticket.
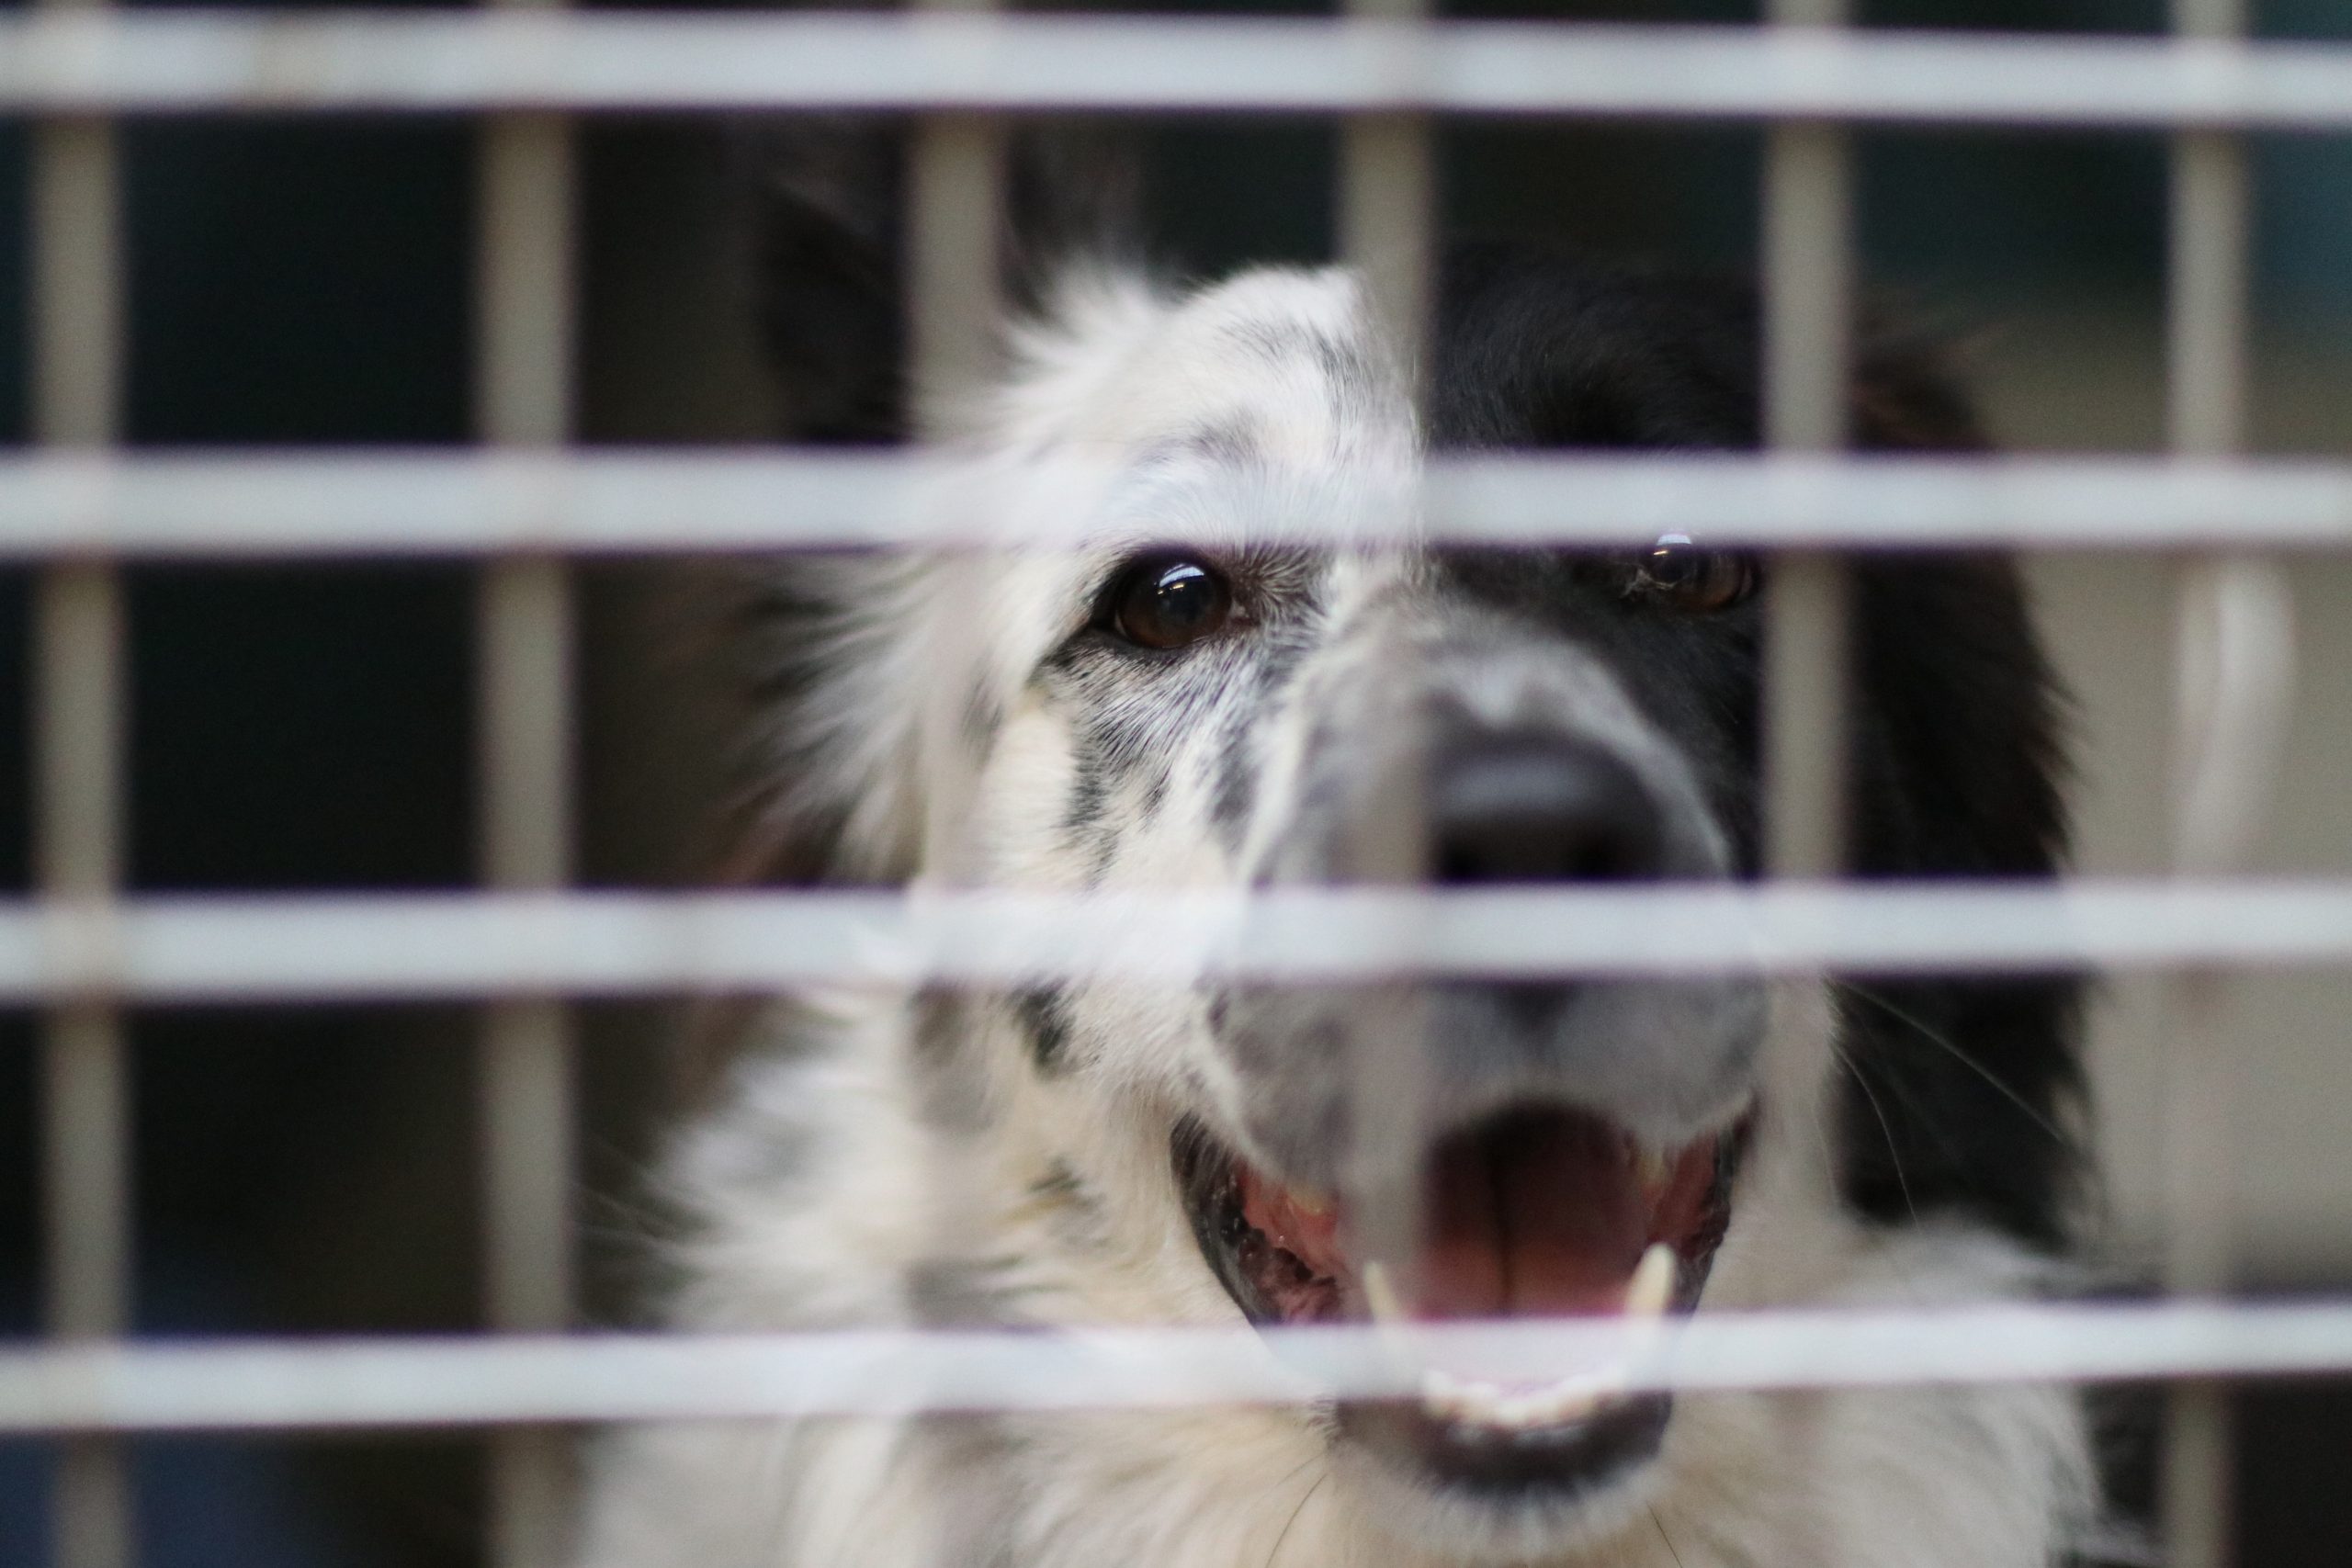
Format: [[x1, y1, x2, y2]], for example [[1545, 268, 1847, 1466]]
[[1184, 713, 1766, 1508]]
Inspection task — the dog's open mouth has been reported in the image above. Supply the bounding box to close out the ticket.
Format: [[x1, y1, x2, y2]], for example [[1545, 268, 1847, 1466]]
[[1177, 1104, 1750, 1495]]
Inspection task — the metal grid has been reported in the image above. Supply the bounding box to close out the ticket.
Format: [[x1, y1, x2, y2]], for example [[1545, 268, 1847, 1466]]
[[6, 8, 2350, 1568]]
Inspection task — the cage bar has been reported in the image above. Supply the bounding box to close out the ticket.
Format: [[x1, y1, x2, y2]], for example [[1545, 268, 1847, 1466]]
[[28, 0, 132, 1561], [1339, 0, 1434, 379], [906, 0, 1003, 424], [10, 882, 2352, 1003], [5, 450, 2352, 557], [474, 0, 581, 1561], [3, 15, 2352, 130], [9, 1300, 2352, 1435], [896, 17, 1017, 1556], [1327, 0, 1442, 1300], [2158, 3, 2273, 1566], [1760, 0, 1850, 884], [32, 575, 128, 1344]]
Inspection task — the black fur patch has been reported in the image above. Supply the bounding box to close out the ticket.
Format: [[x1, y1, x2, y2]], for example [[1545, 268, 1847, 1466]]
[[1012, 987, 1075, 1075], [1427, 242, 2083, 1245]]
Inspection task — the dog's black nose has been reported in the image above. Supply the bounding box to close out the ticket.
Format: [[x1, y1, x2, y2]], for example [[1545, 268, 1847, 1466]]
[[1430, 734, 1666, 885]]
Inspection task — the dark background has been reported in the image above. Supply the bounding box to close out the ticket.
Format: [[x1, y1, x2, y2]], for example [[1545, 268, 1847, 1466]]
[[3, 0, 2350, 1563]]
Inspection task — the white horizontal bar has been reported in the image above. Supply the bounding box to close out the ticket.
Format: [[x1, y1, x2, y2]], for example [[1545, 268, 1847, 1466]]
[[6, 451, 2352, 558], [5, 1300, 2352, 1434], [8, 883, 2352, 1003], [1, 14, 2349, 128]]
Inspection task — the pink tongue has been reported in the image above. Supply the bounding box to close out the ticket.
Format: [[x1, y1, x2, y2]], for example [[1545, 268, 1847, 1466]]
[[1415, 1111, 1645, 1319]]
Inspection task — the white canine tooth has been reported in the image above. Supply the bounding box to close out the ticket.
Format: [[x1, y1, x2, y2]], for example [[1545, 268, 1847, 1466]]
[[1635, 1146, 1673, 1189], [1626, 1242, 1677, 1320], [1362, 1260, 1408, 1328]]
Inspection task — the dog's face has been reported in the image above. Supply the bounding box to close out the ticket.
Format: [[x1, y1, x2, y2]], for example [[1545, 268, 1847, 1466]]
[[759, 250, 2078, 1562]]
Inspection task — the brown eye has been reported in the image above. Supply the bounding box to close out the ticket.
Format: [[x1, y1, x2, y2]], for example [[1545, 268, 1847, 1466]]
[[1634, 534, 1757, 613], [1108, 557, 1234, 651]]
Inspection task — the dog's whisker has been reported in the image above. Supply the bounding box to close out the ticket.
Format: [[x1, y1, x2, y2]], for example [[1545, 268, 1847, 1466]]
[[1831, 1039, 1922, 1229], [1267, 1470, 1332, 1568], [1648, 1503, 1691, 1568], [1840, 982, 2075, 1148]]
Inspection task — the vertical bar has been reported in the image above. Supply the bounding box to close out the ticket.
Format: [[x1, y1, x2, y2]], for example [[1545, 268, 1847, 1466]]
[[31, 127, 119, 455], [2160, 7, 2267, 1568], [480, 111, 574, 464], [2166, 168, 2247, 461], [907, 0, 1004, 417], [1340, 117, 1432, 379], [1764, 63, 1861, 1568], [1762, 0, 1853, 882], [476, 1, 577, 1562], [1335, 0, 1436, 1290], [898, 9, 1011, 1560], [34, 590, 130, 1568], [1340, 0, 1434, 389], [905, 114, 1001, 423], [903, 0, 1004, 860], [477, 565, 575, 1333], [30, 0, 131, 1563], [35, 569, 129, 1345]]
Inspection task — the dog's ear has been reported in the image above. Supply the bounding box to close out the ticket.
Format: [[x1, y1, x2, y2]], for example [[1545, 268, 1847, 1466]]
[[750, 121, 1142, 443], [751, 121, 908, 443], [733, 124, 1145, 883], [1851, 331, 1990, 453]]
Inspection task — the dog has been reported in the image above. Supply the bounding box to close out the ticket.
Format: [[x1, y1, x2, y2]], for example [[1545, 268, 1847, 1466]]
[[576, 186, 2106, 1567]]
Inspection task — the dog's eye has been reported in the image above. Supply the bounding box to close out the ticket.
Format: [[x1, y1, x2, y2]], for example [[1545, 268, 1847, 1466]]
[[1105, 557, 1234, 651], [1632, 535, 1757, 613]]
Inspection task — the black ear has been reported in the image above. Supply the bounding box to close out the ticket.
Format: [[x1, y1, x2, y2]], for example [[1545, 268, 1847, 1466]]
[[750, 121, 908, 444], [747, 121, 1142, 444], [1851, 330, 1990, 453]]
